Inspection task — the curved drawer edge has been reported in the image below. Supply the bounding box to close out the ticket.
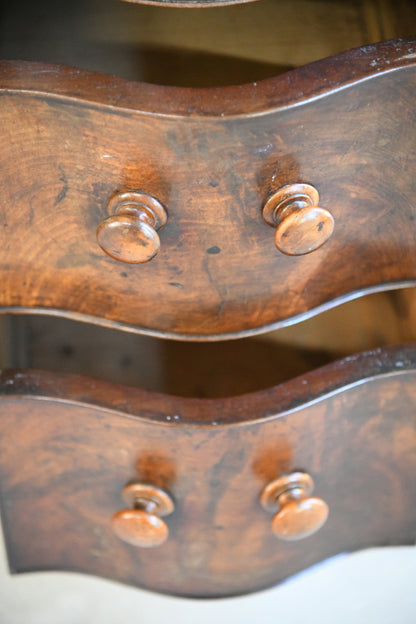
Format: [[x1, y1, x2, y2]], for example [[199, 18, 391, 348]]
[[1, 38, 416, 118], [1, 342, 416, 427], [1, 280, 416, 342]]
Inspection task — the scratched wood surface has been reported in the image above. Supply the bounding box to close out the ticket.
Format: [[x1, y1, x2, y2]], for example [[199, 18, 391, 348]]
[[0, 345, 415, 597]]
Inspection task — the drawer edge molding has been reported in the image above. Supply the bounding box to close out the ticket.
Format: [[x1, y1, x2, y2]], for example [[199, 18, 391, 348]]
[[0, 279, 415, 342], [0, 38, 415, 119], [0, 342, 416, 427]]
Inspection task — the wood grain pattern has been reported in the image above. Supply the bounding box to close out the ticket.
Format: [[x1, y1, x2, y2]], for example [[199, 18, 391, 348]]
[[0, 344, 415, 597], [1, 40, 416, 339]]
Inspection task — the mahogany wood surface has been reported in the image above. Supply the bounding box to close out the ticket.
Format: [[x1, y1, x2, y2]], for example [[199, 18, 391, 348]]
[[0, 344, 415, 597], [1, 39, 416, 339]]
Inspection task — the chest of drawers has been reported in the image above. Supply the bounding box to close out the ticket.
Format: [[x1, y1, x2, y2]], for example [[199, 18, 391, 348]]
[[0, 0, 416, 599]]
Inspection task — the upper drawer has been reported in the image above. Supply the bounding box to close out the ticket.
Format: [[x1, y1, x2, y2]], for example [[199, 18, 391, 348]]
[[1, 39, 416, 339]]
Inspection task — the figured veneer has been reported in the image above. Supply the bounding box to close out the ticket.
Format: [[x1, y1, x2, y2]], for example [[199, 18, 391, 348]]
[[0, 344, 415, 597], [0, 39, 416, 339]]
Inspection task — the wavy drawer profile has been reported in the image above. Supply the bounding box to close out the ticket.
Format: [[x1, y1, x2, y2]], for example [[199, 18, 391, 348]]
[[1, 39, 416, 339], [0, 344, 415, 597]]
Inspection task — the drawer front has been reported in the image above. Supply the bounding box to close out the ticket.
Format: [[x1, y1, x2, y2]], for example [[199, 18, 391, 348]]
[[0, 346, 415, 597], [1, 40, 416, 339]]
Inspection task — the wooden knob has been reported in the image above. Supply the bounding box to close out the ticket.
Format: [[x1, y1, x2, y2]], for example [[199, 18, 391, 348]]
[[260, 472, 328, 541], [262, 183, 334, 255], [111, 483, 174, 548], [97, 191, 167, 263]]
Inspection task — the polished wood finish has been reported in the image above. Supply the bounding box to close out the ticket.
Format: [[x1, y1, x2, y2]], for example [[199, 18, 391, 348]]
[[111, 483, 174, 547], [1, 40, 416, 339], [0, 344, 415, 597], [261, 472, 329, 540], [97, 191, 167, 263], [262, 183, 334, 255]]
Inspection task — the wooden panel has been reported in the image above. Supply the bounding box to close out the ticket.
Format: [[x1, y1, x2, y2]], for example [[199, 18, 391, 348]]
[[0, 345, 415, 597]]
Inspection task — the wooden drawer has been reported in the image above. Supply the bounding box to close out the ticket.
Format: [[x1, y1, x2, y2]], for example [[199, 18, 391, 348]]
[[0, 345, 415, 597], [1, 39, 416, 339]]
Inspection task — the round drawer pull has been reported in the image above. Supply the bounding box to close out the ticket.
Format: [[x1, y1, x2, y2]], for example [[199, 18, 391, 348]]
[[260, 472, 328, 541], [111, 483, 174, 548], [262, 183, 334, 255], [97, 191, 167, 264]]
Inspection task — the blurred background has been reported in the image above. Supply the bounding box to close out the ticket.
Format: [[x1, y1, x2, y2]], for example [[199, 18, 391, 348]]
[[1, 0, 416, 87]]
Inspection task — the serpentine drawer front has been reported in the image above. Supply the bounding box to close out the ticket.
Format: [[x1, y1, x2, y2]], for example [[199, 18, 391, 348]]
[[0, 346, 415, 598], [2, 1, 416, 603], [1, 38, 416, 339]]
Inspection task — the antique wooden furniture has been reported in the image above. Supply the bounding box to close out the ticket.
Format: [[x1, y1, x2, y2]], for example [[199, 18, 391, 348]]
[[0, 0, 416, 600]]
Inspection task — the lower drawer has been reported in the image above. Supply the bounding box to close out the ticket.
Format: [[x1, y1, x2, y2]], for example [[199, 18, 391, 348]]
[[0, 344, 415, 597]]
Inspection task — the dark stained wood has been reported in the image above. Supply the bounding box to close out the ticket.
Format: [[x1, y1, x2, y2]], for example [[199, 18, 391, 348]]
[[0, 344, 415, 597], [1, 40, 416, 339]]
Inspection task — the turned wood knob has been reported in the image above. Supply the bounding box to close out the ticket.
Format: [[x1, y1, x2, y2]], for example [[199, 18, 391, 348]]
[[97, 191, 167, 263], [260, 472, 328, 541], [111, 483, 174, 548], [262, 183, 334, 255]]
